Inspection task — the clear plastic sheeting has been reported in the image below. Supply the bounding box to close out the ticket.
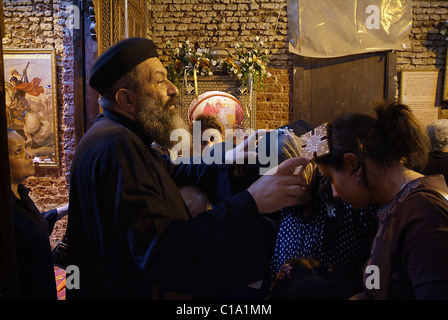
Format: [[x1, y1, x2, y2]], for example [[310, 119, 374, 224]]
[[287, 0, 412, 58]]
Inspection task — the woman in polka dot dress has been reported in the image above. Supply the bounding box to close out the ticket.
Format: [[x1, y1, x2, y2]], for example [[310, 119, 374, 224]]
[[269, 128, 378, 297]]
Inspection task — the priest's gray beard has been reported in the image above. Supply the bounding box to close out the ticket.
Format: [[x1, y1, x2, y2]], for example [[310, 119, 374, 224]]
[[137, 94, 190, 149]]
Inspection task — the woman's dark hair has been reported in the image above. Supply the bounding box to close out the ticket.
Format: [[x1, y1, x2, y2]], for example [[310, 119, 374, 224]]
[[316, 101, 431, 173], [269, 257, 349, 300], [192, 114, 224, 135]]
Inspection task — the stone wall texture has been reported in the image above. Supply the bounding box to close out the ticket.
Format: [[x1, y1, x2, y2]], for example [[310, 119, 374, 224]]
[[2, 0, 448, 246], [147, 0, 292, 129]]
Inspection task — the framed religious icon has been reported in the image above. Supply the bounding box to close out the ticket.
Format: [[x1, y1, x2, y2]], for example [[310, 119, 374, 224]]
[[3, 49, 59, 167]]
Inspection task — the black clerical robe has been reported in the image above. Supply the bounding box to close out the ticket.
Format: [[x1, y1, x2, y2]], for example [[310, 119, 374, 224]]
[[66, 110, 274, 299]]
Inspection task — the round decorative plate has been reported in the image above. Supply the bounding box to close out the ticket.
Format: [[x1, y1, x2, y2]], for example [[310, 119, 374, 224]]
[[188, 91, 244, 130]]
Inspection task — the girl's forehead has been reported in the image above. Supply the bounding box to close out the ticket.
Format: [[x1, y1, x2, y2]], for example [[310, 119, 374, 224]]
[[317, 163, 329, 173]]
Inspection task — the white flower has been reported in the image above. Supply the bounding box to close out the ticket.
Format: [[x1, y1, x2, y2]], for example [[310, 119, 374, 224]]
[[255, 36, 259, 42], [211, 60, 217, 66], [267, 72, 272, 78], [237, 73, 242, 78], [240, 58, 246, 64], [260, 41, 264, 46], [185, 40, 190, 46], [248, 57, 253, 63], [208, 71, 213, 76]]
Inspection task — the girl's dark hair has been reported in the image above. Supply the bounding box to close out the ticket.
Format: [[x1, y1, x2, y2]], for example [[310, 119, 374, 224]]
[[192, 114, 224, 135], [269, 257, 349, 300], [316, 101, 431, 172]]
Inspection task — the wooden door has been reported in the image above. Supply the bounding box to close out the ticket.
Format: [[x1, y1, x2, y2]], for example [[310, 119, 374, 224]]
[[292, 51, 397, 128], [73, 0, 146, 143], [93, 0, 146, 56]]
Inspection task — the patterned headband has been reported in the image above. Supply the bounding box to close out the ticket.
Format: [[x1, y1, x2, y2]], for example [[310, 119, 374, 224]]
[[299, 122, 331, 160]]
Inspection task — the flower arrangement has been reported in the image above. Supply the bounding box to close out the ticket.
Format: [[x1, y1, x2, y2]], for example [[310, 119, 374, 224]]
[[219, 36, 272, 90], [441, 20, 448, 41], [165, 40, 216, 86], [165, 37, 271, 91]]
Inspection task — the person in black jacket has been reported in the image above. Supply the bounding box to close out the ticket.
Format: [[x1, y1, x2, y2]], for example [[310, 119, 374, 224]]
[[8, 128, 68, 299]]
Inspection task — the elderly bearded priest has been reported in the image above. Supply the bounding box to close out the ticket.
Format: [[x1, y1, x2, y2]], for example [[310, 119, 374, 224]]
[[66, 37, 309, 299]]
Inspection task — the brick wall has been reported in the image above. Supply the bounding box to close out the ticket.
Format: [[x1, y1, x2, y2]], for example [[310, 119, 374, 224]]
[[149, 0, 448, 123], [147, 0, 292, 129], [2, 0, 74, 246]]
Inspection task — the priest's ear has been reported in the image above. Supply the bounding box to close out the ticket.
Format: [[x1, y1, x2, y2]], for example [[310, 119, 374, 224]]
[[115, 88, 138, 115]]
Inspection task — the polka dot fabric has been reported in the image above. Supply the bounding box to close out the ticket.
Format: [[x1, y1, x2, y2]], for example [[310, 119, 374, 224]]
[[271, 184, 378, 296]]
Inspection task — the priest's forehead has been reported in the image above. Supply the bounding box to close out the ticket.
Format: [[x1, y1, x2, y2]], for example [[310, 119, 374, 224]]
[[138, 57, 168, 81]]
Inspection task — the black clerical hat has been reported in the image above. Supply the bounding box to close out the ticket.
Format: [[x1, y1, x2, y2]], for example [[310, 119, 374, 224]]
[[89, 37, 159, 95]]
